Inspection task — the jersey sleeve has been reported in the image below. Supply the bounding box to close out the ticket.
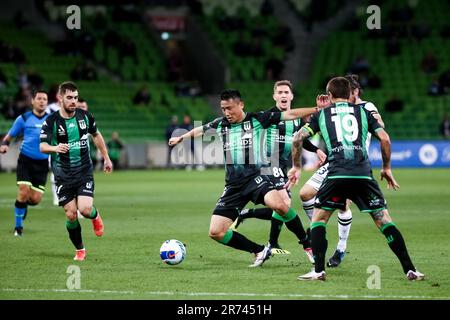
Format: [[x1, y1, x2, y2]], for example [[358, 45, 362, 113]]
[[301, 112, 320, 136], [87, 112, 98, 134], [365, 108, 382, 134], [364, 102, 380, 117], [40, 118, 53, 145], [254, 111, 282, 128], [8, 115, 25, 137], [202, 117, 222, 132]]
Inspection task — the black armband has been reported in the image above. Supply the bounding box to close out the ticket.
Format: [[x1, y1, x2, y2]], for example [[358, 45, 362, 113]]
[[1, 140, 10, 146], [303, 139, 318, 153]]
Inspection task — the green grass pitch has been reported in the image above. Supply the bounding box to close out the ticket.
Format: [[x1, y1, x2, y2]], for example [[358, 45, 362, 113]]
[[0, 168, 449, 300]]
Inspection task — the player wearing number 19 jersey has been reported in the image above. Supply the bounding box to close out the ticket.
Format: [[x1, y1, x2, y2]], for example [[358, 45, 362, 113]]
[[290, 77, 423, 281]]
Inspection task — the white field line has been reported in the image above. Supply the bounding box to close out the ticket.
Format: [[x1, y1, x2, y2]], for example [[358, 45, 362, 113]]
[[0, 288, 448, 300]]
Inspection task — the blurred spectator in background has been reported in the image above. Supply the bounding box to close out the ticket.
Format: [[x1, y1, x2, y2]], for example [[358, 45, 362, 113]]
[[265, 57, 283, 80], [17, 65, 29, 88], [107, 131, 124, 170], [70, 62, 98, 81], [179, 114, 194, 170], [272, 25, 295, 52], [440, 113, 450, 139], [420, 52, 438, 74], [27, 68, 44, 90], [1, 97, 15, 119], [428, 79, 444, 96], [348, 56, 370, 74], [165, 115, 179, 168], [384, 95, 404, 113], [133, 86, 152, 106]]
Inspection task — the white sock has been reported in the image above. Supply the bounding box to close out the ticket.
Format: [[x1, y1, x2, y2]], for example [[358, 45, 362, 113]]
[[302, 198, 315, 221], [337, 209, 352, 252], [51, 174, 58, 205]]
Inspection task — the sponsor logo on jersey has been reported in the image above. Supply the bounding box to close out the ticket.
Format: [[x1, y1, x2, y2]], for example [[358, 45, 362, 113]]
[[254, 176, 263, 184], [243, 121, 251, 131], [68, 123, 76, 129], [78, 119, 86, 130], [58, 125, 66, 135], [68, 140, 89, 148]]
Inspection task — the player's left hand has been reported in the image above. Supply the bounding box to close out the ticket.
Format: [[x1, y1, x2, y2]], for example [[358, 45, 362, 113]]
[[104, 158, 113, 173], [380, 168, 400, 190], [316, 94, 330, 109], [285, 167, 300, 190]]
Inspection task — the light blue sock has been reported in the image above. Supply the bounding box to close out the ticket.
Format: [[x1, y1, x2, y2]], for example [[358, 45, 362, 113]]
[[15, 206, 26, 228]]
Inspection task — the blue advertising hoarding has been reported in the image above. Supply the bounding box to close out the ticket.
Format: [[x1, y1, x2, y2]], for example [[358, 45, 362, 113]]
[[368, 141, 450, 167]]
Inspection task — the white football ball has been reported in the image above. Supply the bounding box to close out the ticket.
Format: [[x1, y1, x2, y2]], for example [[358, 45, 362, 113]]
[[160, 239, 186, 265]]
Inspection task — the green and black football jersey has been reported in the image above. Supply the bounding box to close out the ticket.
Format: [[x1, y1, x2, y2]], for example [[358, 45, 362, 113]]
[[202, 111, 282, 184], [303, 101, 382, 178], [264, 106, 302, 170], [40, 109, 97, 181]]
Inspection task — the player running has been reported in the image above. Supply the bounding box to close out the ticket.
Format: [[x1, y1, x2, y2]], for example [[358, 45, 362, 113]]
[[1, 90, 49, 236], [40, 81, 112, 261], [288, 77, 424, 281], [169, 89, 326, 267]]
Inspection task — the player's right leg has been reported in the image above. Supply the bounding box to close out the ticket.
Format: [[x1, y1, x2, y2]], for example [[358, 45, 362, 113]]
[[51, 172, 58, 206], [369, 209, 424, 280], [63, 199, 86, 261], [297, 208, 333, 281], [210, 185, 267, 264], [352, 179, 424, 280], [13, 184, 30, 236]]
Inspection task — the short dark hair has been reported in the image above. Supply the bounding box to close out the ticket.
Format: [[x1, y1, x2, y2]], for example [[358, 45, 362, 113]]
[[345, 74, 363, 94], [78, 97, 86, 103], [274, 80, 293, 93], [58, 81, 78, 95], [220, 89, 241, 101], [326, 77, 351, 99], [32, 90, 48, 99]]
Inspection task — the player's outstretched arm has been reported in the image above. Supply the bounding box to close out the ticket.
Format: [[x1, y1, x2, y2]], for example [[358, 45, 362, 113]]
[[92, 131, 113, 173], [168, 126, 204, 146], [40, 142, 69, 154], [375, 128, 400, 190], [281, 94, 329, 121], [0, 134, 12, 154]]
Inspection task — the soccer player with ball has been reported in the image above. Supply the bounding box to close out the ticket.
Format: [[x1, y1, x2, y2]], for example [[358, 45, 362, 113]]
[[169, 89, 327, 267]]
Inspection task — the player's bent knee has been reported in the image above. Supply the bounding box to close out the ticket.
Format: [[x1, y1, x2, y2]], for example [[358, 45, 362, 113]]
[[65, 211, 78, 221], [300, 188, 314, 202], [209, 229, 226, 241], [28, 194, 42, 205], [79, 206, 93, 217], [272, 202, 289, 215]]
